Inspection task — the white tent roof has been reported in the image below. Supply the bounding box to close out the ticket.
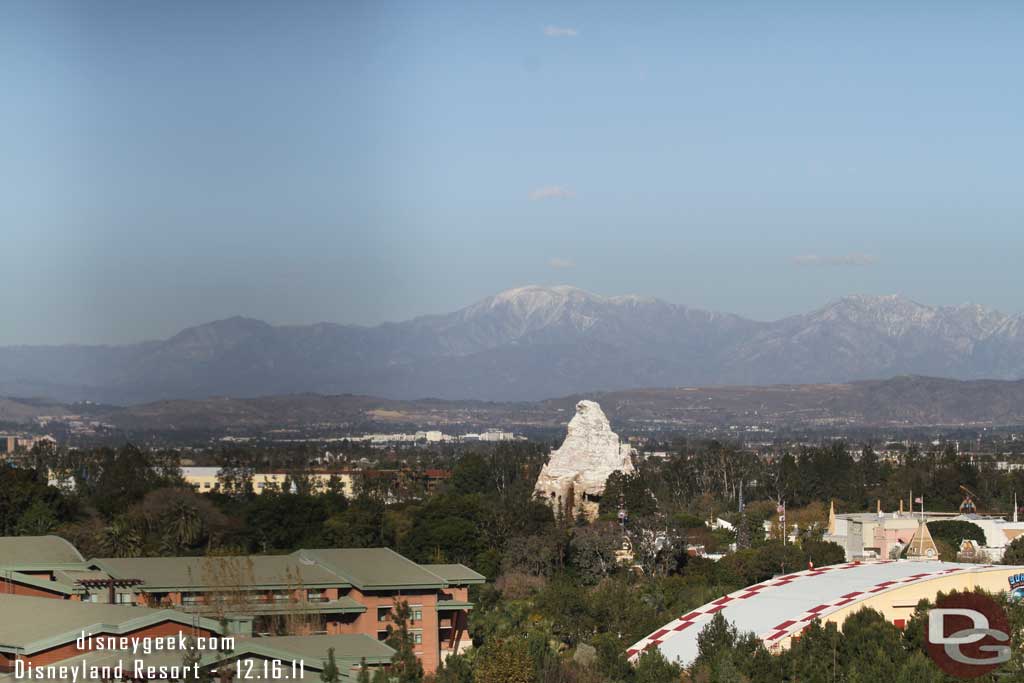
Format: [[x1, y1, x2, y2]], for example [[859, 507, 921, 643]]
[[627, 559, 1009, 667]]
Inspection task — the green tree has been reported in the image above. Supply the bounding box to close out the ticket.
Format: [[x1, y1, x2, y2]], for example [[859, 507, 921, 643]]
[[569, 523, 621, 584], [88, 444, 168, 519], [599, 472, 658, 518], [693, 612, 738, 671], [802, 539, 846, 568], [450, 453, 492, 495], [398, 494, 487, 565], [325, 495, 385, 548], [98, 517, 143, 557], [894, 652, 943, 683], [320, 648, 341, 683], [590, 633, 633, 683], [15, 498, 59, 535], [434, 653, 473, 683], [385, 600, 423, 683], [356, 658, 371, 683], [633, 648, 680, 683], [839, 608, 905, 678], [927, 520, 985, 551], [782, 619, 839, 682], [473, 639, 536, 683], [180, 635, 210, 682], [1005, 535, 1024, 564], [161, 499, 205, 555], [246, 492, 329, 551], [0, 468, 73, 535]]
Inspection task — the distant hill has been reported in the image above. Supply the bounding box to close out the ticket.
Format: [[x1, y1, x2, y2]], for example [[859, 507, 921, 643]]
[[3, 286, 1024, 404], [7, 376, 1024, 433]]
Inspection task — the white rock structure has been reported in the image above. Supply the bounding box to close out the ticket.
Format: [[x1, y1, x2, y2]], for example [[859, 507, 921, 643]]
[[535, 400, 635, 520]]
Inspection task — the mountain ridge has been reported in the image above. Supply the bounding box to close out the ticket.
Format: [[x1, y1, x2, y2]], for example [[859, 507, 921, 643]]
[[2, 286, 1023, 404]]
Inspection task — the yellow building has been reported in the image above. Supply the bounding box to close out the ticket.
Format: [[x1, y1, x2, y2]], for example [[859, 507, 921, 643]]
[[180, 467, 354, 495]]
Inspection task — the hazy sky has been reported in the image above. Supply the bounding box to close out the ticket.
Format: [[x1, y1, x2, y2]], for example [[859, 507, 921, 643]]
[[3, 1, 1023, 345]]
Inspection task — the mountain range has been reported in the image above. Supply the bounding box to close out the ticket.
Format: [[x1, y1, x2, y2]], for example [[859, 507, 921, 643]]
[[3, 285, 1024, 404]]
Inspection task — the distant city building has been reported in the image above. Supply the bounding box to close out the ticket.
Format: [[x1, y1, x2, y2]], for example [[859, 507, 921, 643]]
[[349, 430, 517, 445], [0, 434, 54, 454], [478, 431, 513, 442]]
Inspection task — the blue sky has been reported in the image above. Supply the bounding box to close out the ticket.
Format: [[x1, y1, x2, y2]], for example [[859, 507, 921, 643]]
[[2, 1, 1023, 344]]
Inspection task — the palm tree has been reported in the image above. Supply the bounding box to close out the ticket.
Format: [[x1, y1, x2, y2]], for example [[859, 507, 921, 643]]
[[161, 500, 204, 555], [98, 518, 143, 558]]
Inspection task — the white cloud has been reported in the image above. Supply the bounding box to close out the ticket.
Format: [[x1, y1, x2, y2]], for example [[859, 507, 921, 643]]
[[792, 253, 878, 267], [529, 185, 575, 201], [548, 257, 575, 270], [543, 25, 578, 38]]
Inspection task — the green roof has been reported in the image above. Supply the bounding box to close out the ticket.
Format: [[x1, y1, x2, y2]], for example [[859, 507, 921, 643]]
[[421, 563, 486, 585], [296, 548, 447, 590], [0, 535, 85, 568], [0, 570, 80, 596], [92, 555, 347, 590], [1, 535, 483, 595], [437, 599, 474, 611], [0, 595, 222, 654]]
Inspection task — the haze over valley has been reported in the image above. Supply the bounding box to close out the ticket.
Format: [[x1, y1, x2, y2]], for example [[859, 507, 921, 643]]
[[3, 285, 1024, 408]]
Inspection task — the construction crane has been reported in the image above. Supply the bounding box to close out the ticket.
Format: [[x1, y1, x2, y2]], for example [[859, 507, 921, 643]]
[[959, 484, 979, 515]]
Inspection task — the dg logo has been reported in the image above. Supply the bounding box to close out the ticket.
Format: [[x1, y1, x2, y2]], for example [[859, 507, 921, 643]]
[[925, 592, 1011, 679]]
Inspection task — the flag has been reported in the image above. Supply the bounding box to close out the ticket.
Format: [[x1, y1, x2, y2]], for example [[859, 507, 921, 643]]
[[914, 497, 923, 504]]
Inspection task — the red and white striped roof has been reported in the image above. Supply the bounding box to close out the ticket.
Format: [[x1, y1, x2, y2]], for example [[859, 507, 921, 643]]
[[627, 560, 1006, 666]]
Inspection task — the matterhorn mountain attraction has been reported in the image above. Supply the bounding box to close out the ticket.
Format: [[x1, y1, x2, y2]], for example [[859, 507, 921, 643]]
[[535, 399, 635, 520]]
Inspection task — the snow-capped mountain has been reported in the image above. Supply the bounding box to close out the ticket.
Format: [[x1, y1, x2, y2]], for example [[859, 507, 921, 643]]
[[2, 286, 1023, 403]]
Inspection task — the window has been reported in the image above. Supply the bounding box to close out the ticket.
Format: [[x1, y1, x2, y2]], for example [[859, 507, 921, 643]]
[[412, 631, 423, 644], [378, 607, 391, 622], [115, 592, 133, 604], [411, 606, 423, 621], [308, 590, 326, 602]]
